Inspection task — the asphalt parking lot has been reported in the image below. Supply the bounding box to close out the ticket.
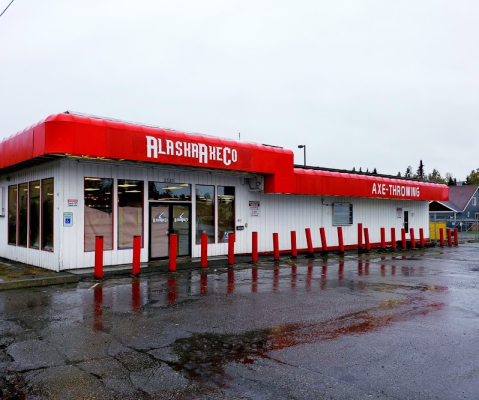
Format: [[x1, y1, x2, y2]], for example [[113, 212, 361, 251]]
[[1, 243, 479, 399]]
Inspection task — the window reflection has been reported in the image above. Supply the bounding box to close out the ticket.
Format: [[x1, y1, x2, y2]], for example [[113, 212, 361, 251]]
[[84, 178, 113, 251], [218, 186, 235, 242], [29, 181, 40, 249], [149, 182, 191, 201], [41, 178, 54, 251], [196, 185, 214, 244], [118, 180, 143, 248]]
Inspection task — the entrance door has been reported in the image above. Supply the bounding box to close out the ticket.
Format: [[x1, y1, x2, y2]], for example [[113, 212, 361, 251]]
[[403, 210, 409, 233], [149, 203, 191, 260]]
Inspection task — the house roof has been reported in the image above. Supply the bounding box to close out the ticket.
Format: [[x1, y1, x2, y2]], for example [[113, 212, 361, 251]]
[[431, 185, 478, 212]]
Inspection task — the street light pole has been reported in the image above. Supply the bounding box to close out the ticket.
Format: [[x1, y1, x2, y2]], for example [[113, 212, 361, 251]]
[[298, 145, 306, 166]]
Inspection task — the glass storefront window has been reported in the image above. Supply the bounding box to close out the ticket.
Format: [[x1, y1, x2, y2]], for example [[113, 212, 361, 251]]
[[149, 182, 191, 201], [8, 185, 17, 245], [18, 183, 28, 247], [29, 181, 40, 249], [118, 180, 143, 249], [84, 178, 113, 251], [42, 178, 54, 251], [218, 186, 235, 242], [195, 185, 215, 244]]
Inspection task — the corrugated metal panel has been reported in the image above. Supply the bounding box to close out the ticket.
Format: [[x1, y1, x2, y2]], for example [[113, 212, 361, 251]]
[[0, 158, 432, 271]]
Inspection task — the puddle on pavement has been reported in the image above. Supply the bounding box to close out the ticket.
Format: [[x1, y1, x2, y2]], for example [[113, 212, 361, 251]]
[[169, 283, 447, 386]]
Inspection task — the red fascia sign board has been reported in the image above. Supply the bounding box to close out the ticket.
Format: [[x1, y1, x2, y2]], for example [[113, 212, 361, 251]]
[[0, 113, 448, 201], [0, 113, 295, 193], [293, 169, 449, 201]]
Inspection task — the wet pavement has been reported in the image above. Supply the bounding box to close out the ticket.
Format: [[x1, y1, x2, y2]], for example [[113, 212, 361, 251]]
[[1, 244, 479, 399]]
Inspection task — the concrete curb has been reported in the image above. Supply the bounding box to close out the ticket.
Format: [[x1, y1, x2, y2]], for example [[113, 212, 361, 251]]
[[0, 274, 79, 291]]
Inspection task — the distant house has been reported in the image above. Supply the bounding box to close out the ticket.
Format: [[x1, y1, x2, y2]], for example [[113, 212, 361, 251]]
[[429, 185, 479, 225]]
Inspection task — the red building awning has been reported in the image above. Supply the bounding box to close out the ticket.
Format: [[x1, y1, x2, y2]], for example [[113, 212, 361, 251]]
[[0, 113, 448, 201]]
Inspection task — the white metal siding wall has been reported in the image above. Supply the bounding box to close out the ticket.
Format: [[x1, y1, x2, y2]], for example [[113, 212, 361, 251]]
[[0, 161, 62, 271], [59, 159, 252, 269], [0, 158, 432, 271], [237, 194, 430, 252]]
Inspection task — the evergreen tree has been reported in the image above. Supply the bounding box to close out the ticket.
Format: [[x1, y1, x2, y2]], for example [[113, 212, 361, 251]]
[[397, 172, 402, 177], [448, 176, 456, 186], [404, 166, 413, 178], [352, 167, 356, 172], [359, 167, 362, 173], [372, 168, 377, 174], [416, 160, 425, 180], [366, 168, 369, 173], [427, 168, 445, 183]]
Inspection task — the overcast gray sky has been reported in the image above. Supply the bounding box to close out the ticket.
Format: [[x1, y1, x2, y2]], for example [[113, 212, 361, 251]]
[[1, 0, 478, 180]]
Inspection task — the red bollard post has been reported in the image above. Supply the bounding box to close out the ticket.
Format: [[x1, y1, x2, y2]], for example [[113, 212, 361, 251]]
[[337, 227, 344, 254], [169, 234, 177, 272], [305, 228, 314, 256], [401, 229, 407, 249], [391, 228, 396, 250], [380, 228, 386, 250], [365, 228, 371, 251], [410, 228, 416, 248], [447, 229, 452, 246], [419, 228, 425, 247], [273, 233, 280, 261], [252, 232, 259, 263], [291, 231, 297, 258], [454, 228, 459, 246], [94, 236, 104, 279], [201, 233, 208, 268], [132, 235, 141, 276], [358, 223, 363, 253], [440, 228, 445, 246], [320, 228, 328, 253], [228, 233, 235, 265]]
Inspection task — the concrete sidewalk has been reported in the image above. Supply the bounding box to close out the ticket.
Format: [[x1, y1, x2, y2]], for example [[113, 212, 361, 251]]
[[0, 255, 255, 291], [3, 240, 471, 291]]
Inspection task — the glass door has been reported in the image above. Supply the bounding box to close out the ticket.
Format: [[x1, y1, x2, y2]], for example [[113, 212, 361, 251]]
[[149, 203, 191, 260], [150, 204, 170, 259], [172, 205, 190, 256]]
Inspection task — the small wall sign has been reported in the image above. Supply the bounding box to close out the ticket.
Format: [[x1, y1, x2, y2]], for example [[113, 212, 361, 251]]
[[249, 201, 260, 217], [63, 212, 73, 227], [68, 199, 78, 207]]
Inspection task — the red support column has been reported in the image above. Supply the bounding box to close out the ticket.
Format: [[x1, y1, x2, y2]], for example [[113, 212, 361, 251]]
[[94, 236, 104, 279], [410, 228, 416, 249], [380, 228, 386, 250], [132, 235, 141, 277], [454, 228, 459, 246], [291, 231, 297, 258], [358, 223, 363, 253], [419, 228, 425, 247], [201, 233, 208, 268], [169, 234, 177, 272], [337, 227, 344, 254], [447, 229, 452, 246], [401, 229, 407, 249], [252, 232, 259, 263], [273, 233, 280, 261], [305, 228, 314, 256], [439, 228, 445, 246], [320, 228, 328, 253], [366, 228, 372, 251], [391, 228, 396, 249], [228, 233, 235, 265]]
